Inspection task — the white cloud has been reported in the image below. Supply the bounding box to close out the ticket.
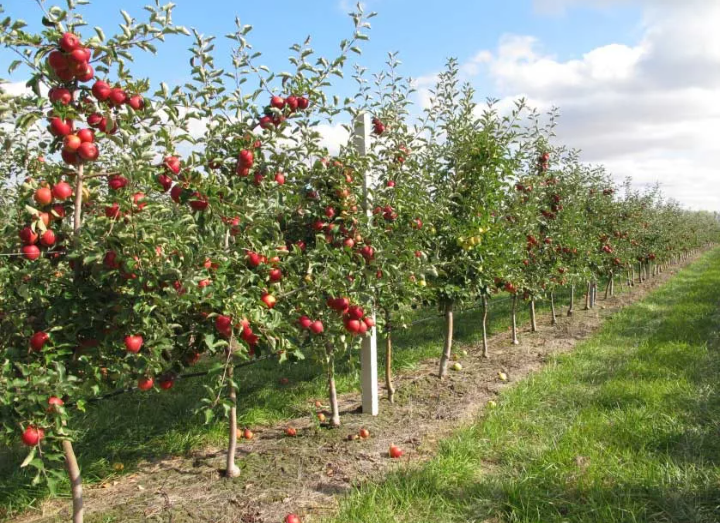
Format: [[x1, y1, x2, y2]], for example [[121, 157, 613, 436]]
[[317, 123, 351, 155], [0, 81, 31, 97], [459, 1, 720, 210]]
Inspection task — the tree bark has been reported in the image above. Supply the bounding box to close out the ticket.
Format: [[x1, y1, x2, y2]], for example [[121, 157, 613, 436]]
[[567, 285, 574, 316], [64, 164, 85, 523], [530, 299, 538, 332], [610, 274, 615, 296], [384, 310, 395, 404], [481, 295, 489, 358], [550, 292, 557, 326], [326, 343, 340, 426], [438, 301, 454, 379], [511, 295, 520, 345], [62, 439, 84, 523], [583, 281, 591, 310], [604, 273, 612, 299], [225, 361, 240, 478]]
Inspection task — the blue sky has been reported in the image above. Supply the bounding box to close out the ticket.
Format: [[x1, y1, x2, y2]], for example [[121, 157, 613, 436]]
[[2, 1, 719, 211], [2, 0, 642, 97]]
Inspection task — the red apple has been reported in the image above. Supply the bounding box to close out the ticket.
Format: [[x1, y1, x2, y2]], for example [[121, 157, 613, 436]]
[[108, 88, 127, 106], [19, 227, 39, 245], [285, 514, 301, 523], [47, 50, 68, 71], [389, 444, 404, 458], [285, 95, 299, 112], [158, 376, 174, 390], [77, 142, 99, 161], [76, 64, 94, 82], [347, 305, 364, 320], [30, 331, 49, 351], [21, 426, 44, 447], [34, 187, 53, 206], [297, 96, 309, 110], [59, 32, 81, 52], [91, 80, 111, 101], [285, 427, 297, 437], [51, 182, 73, 201], [359, 428, 370, 439], [268, 268, 282, 282], [22, 244, 41, 261], [138, 376, 154, 391], [49, 87, 72, 105], [275, 172, 285, 185], [246, 251, 262, 268], [164, 156, 181, 175], [127, 94, 144, 111], [124, 335, 143, 353], [40, 230, 56, 247], [47, 396, 64, 410], [309, 320, 324, 334], [261, 292, 276, 309], [344, 318, 361, 334], [76, 128, 94, 143], [157, 174, 173, 192], [270, 95, 285, 109]]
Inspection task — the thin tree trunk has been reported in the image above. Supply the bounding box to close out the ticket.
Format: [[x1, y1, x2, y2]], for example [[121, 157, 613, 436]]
[[64, 164, 85, 523], [438, 301, 454, 379], [610, 274, 615, 296], [530, 299, 538, 332], [583, 281, 591, 310], [605, 274, 612, 299], [225, 361, 240, 478], [567, 285, 574, 316], [511, 295, 520, 345], [627, 270, 632, 288], [326, 343, 340, 426], [481, 295, 489, 358], [550, 292, 557, 326], [638, 262, 644, 284], [62, 439, 84, 523], [384, 310, 395, 404]]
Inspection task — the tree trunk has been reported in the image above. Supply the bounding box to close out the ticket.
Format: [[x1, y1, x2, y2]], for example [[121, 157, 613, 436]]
[[384, 310, 395, 404], [62, 439, 84, 523], [550, 292, 557, 326], [326, 344, 340, 426], [610, 274, 615, 296], [438, 301, 454, 379], [530, 299, 538, 332], [481, 295, 489, 358], [567, 285, 574, 316], [225, 362, 240, 478], [638, 262, 644, 284], [604, 273, 612, 299], [583, 281, 591, 310], [511, 295, 520, 345]]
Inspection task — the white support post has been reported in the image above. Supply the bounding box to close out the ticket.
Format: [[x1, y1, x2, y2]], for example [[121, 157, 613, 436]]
[[353, 112, 379, 416]]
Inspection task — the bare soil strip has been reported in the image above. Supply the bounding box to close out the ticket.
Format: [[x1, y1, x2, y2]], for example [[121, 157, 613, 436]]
[[12, 262, 691, 523]]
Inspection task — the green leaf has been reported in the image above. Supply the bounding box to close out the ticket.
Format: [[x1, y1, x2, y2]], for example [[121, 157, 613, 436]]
[[20, 447, 36, 468]]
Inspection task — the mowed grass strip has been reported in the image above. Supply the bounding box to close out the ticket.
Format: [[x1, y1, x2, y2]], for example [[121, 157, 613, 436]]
[[328, 250, 720, 523]]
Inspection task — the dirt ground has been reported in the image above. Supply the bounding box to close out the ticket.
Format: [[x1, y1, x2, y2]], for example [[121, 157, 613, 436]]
[[11, 264, 688, 523]]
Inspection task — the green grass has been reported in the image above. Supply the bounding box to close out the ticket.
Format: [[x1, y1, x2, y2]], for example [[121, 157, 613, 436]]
[[326, 251, 720, 523], [0, 278, 617, 519]]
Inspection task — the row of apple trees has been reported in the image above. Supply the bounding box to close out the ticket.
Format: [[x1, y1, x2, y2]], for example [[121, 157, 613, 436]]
[[1, 2, 719, 522]]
